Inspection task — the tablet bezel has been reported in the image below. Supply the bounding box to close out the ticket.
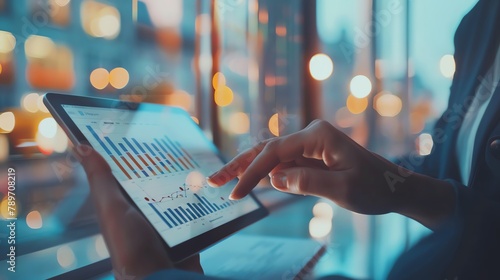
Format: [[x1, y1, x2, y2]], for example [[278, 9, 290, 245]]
[[43, 93, 268, 263]]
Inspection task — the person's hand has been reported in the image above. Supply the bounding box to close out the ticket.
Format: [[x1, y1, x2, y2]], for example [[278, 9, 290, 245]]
[[74, 145, 203, 279], [208, 120, 454, 228]]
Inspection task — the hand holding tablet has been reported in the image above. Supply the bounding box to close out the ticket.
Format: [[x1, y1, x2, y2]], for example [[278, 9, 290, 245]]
[[43, 93, 267, 263]]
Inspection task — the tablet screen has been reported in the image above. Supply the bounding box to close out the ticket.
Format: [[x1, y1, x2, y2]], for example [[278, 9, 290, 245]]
[[61, 104, 260, 247]]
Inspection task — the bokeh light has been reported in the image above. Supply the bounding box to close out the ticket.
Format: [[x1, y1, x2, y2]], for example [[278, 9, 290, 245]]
[[214, 86, 234, 107], [25, 35, 55, 59], [229, 112, 250, 134], [374, 92, 403, 117], [98, 12, 121, 39], [309, 53, 334, 81], [109, 67, 129, 89], [37, 95, 50, 113], [212, 72, 226, 90], [0, 63, 3, 75], [312, 202, 334, 219], [0, 112, 15, 132], [82, 1, 121, 39], [57, 246, 76, 268], [165, 90, 192, 111], [275, 25, 287, 37], [309, 217, 332, 239], [38, 118, 58, 138], [54, 0, 71, 7], [439, 54, 455, 79], [1, 196, 18, 219], [0, 31, 16, 54], [418, 133, 433, 156], [0, 135, 8, 162], [22, 93, 40, 113], [53, 127, 69, 153], [349, 75, 372, 98], [335, 107, 357, 128], [268, 113, 280, 136], [185, 171, 205, 188], [90, 68, 109, 90], [95, 235, 110, 258], [26, 210, 43, 229], [346, 95, 368, 115]]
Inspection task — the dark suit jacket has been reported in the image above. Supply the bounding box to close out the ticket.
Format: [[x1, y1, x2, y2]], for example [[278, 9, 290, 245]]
[[389, 0, 500, 279]]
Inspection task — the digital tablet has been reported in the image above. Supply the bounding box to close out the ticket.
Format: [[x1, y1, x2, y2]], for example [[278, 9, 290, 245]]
[[43, 93, 268, 262]]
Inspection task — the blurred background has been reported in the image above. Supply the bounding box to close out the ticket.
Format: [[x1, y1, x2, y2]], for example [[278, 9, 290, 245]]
[[0, 0, 477, 279]]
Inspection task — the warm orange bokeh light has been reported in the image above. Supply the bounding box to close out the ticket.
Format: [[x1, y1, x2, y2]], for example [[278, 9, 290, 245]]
[[346, 95, 368, 115], [90, 68, 109, 90], [214, 86, 233, 107], [268, 113, 279, 136], [212, 72, 226, 90], [109, 67, 129, 89]]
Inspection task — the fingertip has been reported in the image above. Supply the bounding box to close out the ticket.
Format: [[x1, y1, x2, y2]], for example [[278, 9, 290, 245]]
[[206, 178, 221, 188]]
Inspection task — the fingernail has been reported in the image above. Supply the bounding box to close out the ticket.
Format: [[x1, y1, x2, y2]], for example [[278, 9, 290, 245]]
[[207, 171, 218, 179], [206, 177, 219, 187], [229, 193, 237, 200], [271, 172, 287, 189]]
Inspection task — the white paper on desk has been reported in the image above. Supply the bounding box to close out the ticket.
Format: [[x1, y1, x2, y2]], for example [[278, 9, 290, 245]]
[[200, 234, 325, 280]]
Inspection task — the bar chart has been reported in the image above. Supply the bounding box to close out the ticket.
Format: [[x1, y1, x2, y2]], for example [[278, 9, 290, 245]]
[[63, 104, 260, 246], [146, 193, 237, 228], [86, 125, 200, 180]]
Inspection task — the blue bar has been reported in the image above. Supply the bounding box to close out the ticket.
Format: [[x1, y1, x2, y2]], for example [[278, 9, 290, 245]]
[[185, 208, 198, 220], [143, 143, 156, 156], [123, 138, 140, 155], [154, 138, 169, 153], [104, 137, 122, 156], [149, 204, 172, 228], [202, 196, 217, 212], [153, 142, 178, 171], [179, 207, 194, 221], [187, 203, 203, 218], [167, 209, 183, 225], [118, 143, 128, 152], [160, 138, 183, 170], [87, 126, 112, 155], [131, 138, 146, 153], [195, 194, 213, 213], [164, 211, 178, 226], [165, 136, 183, 157], [212, 203, 220, 211], [197, 203, 210, 215], [161, 138, 179, 157], [174, 208, 188, 223]]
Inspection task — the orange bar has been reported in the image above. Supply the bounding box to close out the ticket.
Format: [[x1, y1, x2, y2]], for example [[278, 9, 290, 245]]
[[156, 156, 171, 173], [136, 154, 157, 176], [120, 156, 140, 178], [177, 157, 189, 170], [167, 154, 179, 171], [126, 152, 143, 171], [183, 156, 195, 169], [145, 154, 163, 174], [111, 155, 132, 180]]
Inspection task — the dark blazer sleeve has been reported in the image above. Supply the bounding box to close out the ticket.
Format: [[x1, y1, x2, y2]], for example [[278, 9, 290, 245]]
[[389, 0, 500, 278]]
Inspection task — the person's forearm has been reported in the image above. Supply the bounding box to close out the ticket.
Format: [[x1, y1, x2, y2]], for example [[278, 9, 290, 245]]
[[389, 164, 456, 230]]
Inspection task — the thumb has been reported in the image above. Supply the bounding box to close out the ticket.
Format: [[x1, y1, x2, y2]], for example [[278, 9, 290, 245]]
[[73, 144, 126, 209], [270, 167, 341, 197]]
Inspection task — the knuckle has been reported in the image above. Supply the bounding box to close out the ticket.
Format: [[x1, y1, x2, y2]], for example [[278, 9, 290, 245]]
[[295, 169, 309, 193]]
